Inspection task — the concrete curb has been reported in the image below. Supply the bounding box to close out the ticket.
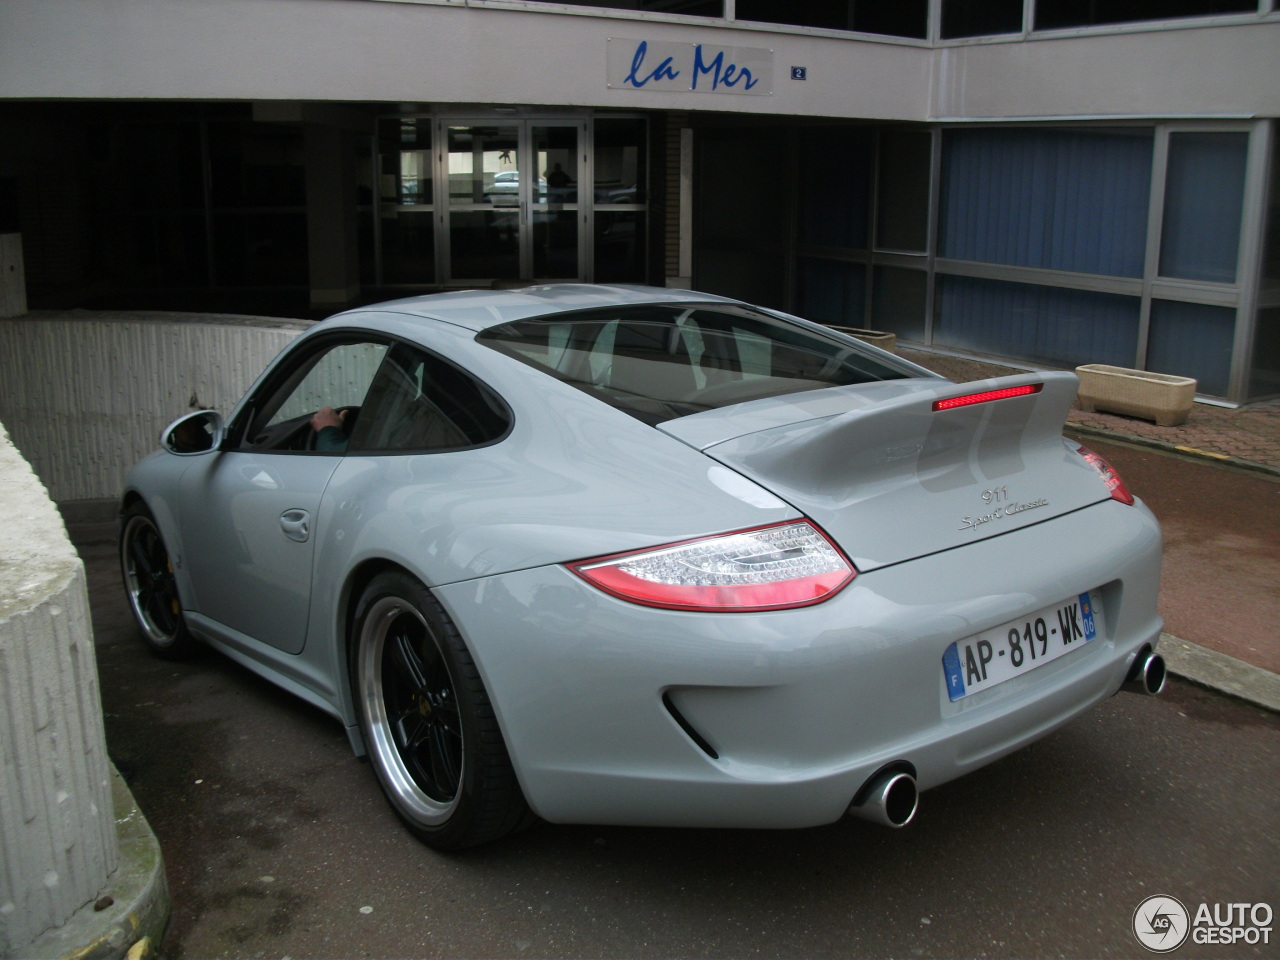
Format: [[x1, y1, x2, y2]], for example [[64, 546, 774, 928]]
[[1159, 632, 1280, 714], [1067, 422, 1280, 479], [20, 765, 170, 960]]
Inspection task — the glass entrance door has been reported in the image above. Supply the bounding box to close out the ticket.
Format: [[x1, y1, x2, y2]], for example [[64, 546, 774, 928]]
[[443, 120, 583, 283]]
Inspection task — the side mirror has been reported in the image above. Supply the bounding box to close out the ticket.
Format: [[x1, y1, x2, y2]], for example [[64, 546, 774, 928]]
[[161, 410, 225, 455]]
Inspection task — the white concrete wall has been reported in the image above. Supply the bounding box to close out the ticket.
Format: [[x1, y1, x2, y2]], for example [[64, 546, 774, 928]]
[[1, 1, 1276, 122], [933, 21, 1280, 120], [0, 314, 307, 504], [0, 0, 932, 121], [0, 421, 114, 953]]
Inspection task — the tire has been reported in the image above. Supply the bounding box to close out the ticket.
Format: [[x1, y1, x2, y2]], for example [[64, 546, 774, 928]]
[[120, 501, 197, 659], [351, 571, 529, 850]]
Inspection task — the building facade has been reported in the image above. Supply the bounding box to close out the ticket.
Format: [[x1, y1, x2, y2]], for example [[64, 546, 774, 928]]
[[1, 0, 1277, 402]]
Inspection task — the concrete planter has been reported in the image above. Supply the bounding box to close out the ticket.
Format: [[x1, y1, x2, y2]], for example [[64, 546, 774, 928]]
[[827, 326, 897, 354], [1075, 364, 1197, 427]]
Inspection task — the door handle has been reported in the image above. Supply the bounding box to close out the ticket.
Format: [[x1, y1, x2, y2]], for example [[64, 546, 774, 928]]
[[280, 508, 311, 543]]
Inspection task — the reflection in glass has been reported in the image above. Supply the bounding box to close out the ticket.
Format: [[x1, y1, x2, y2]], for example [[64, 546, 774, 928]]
[[872, 266, 928, 341], [448, 125, 520, 206], [535, 126, 579, 205], [378, 119, 433, 205], [594, 118, 647, 205]]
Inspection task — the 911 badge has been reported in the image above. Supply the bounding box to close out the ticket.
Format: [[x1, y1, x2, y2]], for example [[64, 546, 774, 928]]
[[959, 485, 1048, 531]]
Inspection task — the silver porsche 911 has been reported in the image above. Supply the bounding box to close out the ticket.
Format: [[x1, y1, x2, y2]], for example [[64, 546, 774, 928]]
[[120, 284, 1166, 849]]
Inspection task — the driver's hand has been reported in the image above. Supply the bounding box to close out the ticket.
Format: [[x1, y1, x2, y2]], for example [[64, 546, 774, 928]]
[[310, 406, 347, 433]]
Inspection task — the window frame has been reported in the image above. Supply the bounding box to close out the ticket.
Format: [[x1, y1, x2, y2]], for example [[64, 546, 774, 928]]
[[229, 330, 514, 456]]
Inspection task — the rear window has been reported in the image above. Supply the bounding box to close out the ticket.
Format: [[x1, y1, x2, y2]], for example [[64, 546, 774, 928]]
[[476, 304, 910, 424]]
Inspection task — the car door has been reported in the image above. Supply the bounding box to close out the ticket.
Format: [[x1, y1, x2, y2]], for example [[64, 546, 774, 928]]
[[176, 336, 390, 654]]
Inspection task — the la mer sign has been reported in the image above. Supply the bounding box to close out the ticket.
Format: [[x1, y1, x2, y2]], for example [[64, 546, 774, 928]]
[[607, 38, 773, 96]]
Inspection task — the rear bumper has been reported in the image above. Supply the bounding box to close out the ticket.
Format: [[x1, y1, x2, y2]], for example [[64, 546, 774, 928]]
[[435, 499, 1163, 828]]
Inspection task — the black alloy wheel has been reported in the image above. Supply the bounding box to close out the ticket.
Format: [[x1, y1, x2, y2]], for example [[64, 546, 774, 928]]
[[120, 502, 196, 659], [352, 571, 529, 850]]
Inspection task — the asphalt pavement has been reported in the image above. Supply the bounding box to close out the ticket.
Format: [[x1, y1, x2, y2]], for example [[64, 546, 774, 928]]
[[71, 521, 1279, 960]]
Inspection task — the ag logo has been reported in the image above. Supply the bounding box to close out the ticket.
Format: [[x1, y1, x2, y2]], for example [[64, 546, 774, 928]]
[[1133, 895, 1191, 952]]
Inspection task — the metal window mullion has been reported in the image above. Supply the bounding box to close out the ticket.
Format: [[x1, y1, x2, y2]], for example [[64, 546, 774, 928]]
[[864, 128, 881, 326], [1137, 127, 1170, 371], [583, 117, 594, 284], [435, 119, 450, 284], [927, 0, 943, 43], [924, 126, 943, 344], [1229, 118, 1274, 401], [1023, 0, 1036, 35], [372, 132, 384, 288]]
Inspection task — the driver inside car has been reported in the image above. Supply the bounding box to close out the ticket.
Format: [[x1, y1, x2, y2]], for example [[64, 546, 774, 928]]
[[310, 405, 349, 452]]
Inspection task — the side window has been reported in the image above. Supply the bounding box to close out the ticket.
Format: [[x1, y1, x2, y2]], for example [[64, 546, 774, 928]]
[[241, 339, 389, 451], [347, 343, 510, 453]]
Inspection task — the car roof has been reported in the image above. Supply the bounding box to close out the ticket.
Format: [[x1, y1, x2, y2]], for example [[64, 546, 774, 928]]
[[325, 284, 741, 333]]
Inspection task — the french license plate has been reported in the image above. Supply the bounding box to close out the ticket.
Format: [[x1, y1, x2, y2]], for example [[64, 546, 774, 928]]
[[942, 592, 1100, 701]]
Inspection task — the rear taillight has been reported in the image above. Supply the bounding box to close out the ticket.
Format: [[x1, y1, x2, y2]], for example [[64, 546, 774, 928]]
[[568, 521, 856, 612], [1078, 446, 1135, 505]]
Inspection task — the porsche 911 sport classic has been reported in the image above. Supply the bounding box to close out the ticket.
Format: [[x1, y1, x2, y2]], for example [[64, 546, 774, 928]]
[[120, 284, 1166, 849]]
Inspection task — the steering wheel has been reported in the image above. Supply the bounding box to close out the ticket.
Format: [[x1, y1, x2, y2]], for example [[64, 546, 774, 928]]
[[305, 405, 360, 450]]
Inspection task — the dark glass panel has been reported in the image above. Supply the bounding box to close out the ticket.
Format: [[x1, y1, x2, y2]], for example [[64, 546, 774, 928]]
[[942, 0, 1023, 38], [796, 258, 867, 328], [876, 130, 931, 252], [738, 0, 927, 37], [797, 127, 872, 249], [871, 266, 928, 341], [380, 210, 436, 284], [594, 212, 646, 283], [211, 212, 308, 285], [1159, 132, 1248, 284], [594, 118, 647, 205], [208, 123, 306, 209], [1036, 0, 1254, 31], [1147, 300, 1235, 397], [936, 275, 1140, 368]]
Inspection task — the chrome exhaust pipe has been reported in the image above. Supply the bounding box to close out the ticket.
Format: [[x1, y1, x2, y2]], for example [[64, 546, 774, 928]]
[[848, 770, 918, 828], [1123, 648, 1167, 696]]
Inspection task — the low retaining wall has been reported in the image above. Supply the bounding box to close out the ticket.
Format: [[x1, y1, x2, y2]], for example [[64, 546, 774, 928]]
[[0, 312, 308, 504]]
